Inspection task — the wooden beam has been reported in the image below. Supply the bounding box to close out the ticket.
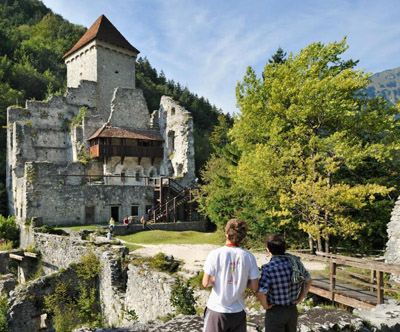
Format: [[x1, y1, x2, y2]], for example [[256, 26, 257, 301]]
[[24, 252, 38, 258], [9, 254, 23, 261]]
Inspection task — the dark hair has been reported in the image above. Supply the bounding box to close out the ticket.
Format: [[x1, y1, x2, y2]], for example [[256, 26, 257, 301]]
[[265, 234, 286, 255], [225, 219, 248, 245]]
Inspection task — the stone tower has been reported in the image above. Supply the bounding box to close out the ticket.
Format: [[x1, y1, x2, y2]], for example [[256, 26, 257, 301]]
[[63, 15, 140, 120]]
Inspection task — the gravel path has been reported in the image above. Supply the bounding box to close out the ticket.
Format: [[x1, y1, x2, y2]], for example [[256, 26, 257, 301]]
[[130, 243, 326, 274]]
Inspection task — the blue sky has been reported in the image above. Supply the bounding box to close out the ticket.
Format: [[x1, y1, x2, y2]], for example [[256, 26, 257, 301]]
[[42, 0, 400, 114]]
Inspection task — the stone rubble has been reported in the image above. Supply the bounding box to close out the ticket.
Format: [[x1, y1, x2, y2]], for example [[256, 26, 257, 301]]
[[354, 299, 400, 330], [73, 304, 400, 332]]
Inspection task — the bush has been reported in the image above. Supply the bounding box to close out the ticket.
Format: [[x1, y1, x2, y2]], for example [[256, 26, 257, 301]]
[[44, 253, 103, 331], [170, 278, 196, 315], [0, 296, 8, 332], [0, 215, 19, 247], [149, 253, 180, 273]]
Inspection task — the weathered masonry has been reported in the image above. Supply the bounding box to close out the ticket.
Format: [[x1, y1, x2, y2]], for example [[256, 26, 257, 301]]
[[6, 15, 196, 226]]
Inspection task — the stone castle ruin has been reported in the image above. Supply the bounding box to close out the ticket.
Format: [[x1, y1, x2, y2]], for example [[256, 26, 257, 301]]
[[6, 15, 196, 226]]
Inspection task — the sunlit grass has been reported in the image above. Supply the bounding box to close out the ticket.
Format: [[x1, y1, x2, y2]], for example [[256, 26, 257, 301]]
[[117, 230, 223, 245], [56, 225, 105, 231]]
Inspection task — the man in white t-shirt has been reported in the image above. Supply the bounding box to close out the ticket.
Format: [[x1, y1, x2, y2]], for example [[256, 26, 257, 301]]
[[202, 219, 259, 332]]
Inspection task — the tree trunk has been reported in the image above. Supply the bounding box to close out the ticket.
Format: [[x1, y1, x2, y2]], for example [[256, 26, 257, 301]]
[[324, 236, 330, 253], [317, 238, 323, 252], [308, 233, 315, 254]]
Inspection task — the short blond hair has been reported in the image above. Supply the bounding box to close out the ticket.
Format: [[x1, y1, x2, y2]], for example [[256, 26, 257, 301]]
[[225, 219, 248, 245]]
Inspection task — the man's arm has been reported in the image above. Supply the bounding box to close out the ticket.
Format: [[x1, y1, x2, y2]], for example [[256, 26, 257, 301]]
[[256, 291, 274, 310], [202, 272, 214, 288], [247, 278, 259, 291], [296, 278, 312, 304]]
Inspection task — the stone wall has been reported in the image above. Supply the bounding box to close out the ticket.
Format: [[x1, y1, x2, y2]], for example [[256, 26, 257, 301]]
[[154, 96, 195, 187], [108, 88, 150, 129], [385, 196, 400, 279], [124, 265, 175, 323], [8, 267, 79, 332], [112, 220, 208, 236], [23, 162, 154, 225], [15, 229, 177, 330]]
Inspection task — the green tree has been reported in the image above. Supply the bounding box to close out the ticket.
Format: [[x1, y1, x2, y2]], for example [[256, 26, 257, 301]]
[[268, 47, 287, 64], [202, 39, 400, 252], [0, 215, 19, 247]]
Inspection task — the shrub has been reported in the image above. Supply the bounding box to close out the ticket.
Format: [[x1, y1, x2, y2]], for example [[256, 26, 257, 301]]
[[0, 215, 19, 247], [0, 296, 8, 332], [170, 277, 196, 315], [44, 253, 103, 331], [149, 253, 180, 273]]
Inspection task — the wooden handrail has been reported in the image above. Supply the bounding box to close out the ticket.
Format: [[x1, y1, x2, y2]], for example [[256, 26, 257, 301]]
[[289, 250, 400, 307]]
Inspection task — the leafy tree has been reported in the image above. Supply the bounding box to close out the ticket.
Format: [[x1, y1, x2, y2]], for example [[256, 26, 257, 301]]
[[0, 215, 19, 247], [201, 39, 400, 252]]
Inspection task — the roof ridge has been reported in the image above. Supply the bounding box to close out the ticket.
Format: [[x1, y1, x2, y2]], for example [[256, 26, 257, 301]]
[[63, 14, 139, 59]]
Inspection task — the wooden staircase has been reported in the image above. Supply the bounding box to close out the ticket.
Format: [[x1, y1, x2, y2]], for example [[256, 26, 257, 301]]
[[150, 177, 197, 223]]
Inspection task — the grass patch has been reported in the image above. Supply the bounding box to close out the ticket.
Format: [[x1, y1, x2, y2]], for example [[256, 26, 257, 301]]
[[117, 230, 223, 245], [55, 225, 106, 231], [122, 243, 143, 252], [130, 252, 181, 273]]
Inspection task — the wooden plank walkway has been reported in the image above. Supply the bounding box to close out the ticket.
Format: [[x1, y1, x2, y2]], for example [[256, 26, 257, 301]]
[[291, 251, 400, 311], [311, 276, 378, 310]]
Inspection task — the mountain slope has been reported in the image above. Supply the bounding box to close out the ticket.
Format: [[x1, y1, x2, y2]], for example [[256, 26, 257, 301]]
[[366, 67, 400, 105]]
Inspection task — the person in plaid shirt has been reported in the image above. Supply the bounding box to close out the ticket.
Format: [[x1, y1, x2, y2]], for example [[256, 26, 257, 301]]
[[256, 234, 312, 332]]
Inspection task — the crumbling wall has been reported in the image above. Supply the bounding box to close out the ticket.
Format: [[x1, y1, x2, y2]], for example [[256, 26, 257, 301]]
[[124, 265, 174, 323], [23, 162, 154, 225], [385, 196, 400, 280], [14, 230, 176, 329], [7, 267, 79, 332], [155, 96, 195, 187], [108, 88, 150, 129]]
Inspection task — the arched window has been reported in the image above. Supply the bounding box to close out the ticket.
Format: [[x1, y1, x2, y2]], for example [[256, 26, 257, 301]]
[[171, 107, 176, 116]]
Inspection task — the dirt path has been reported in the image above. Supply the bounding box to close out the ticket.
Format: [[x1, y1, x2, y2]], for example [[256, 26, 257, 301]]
[[130, 243, 326, 275]]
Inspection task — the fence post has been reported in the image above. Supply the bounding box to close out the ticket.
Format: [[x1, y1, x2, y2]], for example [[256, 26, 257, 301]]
[[370, 270, 376, 292], [173, 197, 176, 223], [330, 261, 336, 301], [377, 271, 384, 304]]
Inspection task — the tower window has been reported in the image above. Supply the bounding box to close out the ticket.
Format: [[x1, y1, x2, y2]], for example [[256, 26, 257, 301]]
[[171, 107, 176, 116]]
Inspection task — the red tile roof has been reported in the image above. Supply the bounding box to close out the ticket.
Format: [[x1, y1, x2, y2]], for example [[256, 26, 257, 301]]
[[88, 126, 164, 141], [63, 14, 139, 59]]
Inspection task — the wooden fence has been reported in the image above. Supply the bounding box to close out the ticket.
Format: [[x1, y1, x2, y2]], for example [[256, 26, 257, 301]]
[[291, 251, 400, 310]]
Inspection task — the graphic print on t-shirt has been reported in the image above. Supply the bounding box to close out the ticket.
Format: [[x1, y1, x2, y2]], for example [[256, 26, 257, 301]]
[[227, 256, 241, 285]]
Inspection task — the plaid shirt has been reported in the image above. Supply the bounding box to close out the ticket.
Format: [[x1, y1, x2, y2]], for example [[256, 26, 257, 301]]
[[258, 256, 310, 305]]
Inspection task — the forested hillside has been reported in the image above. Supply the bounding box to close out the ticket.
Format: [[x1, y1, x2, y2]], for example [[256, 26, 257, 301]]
[[0, 0, 224, 216], [365, 66, 400, 105]]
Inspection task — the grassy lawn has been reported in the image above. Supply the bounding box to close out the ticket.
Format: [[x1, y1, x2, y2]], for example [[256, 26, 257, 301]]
[[117, 230, 223, 245], [56, 225, 106, 231]]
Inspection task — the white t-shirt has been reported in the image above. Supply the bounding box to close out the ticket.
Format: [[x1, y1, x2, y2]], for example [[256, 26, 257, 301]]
[[203, 245, 259, 313]]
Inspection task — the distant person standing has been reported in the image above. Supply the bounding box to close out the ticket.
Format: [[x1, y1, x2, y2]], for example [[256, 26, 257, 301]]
[[256, 234, 312, 332], [140, 213, 148, 229], [202, 219, 259, 332], [109, 217, 115, 233], [124, 216, 129, 227]]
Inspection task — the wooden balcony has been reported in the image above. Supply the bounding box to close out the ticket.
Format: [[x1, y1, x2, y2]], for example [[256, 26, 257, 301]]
[[89, 144, 164, 159]]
